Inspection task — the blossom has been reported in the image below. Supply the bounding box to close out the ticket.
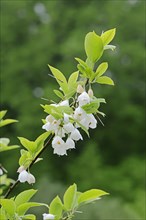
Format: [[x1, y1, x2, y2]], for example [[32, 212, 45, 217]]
[[74, 107, 87, 121], [80, 114, 97, 129], [70, 128, 83, 141], [77, 91, 91, 106], [52, 136, 67, 156], [42, 115, 61, 132], [18, 170, 35, 184], [0, 168, 3, 175], [66, 137, 75, 150], [43, 213, 55, 220]]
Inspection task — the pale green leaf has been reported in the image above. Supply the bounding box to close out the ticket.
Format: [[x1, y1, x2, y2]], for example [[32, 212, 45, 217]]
[[63, 183, 77, 210], [0, 144, 20, 152], [101, 28, 116, 46], [53, 90, 64, 99], [0, 119, 18, 127], [15, 189, 37, 207], [0, 110, 7, 120], [17, 202, 47, 216], [48, 65, 68, 94], [78, 189, 109, 204], [85, 31, 103, 63], [82, 102, 100, 114], [95, 62, 108, 77], [0, 199, 16, 216], [22, 214, 36, 220], [49, 196, 63, 220], [18, 137, 36, 153], [96, 76, 114, 85]]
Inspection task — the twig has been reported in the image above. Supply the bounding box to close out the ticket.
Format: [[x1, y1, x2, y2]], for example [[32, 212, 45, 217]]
[[4, 134, 54, 198]]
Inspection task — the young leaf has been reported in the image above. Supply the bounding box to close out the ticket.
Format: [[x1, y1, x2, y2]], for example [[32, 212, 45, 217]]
[[0, 199, 16, 216], [0, 119, 18, 127], [78, 189, 109, 204], [101, 28, 116, 46], [85, 31, 103, 63], [22, 214, 36, 220], [17, 202, 47, 216], [0, 110, 7, 120], [18, 137, 36, 153], [49, 196, 63, 220], [82, 102, 100, 114], [48, 65, 68, 94], [63, 183, 77, 210], [35, 131, 51, 152], [15, 189, 37, 207], [0, 143, 20, 152], [95, 62, 108, 77], [54, 90, 64, 99], [96, 76, 114, 85]]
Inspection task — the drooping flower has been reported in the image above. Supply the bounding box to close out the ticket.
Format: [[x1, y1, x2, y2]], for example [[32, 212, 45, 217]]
[[66, 137, 75, 150], [18, 169, 35, 184], [77, 91, 91, 106], [74, 107, 87, 121], [43, 213, 55, 220], [70, 128, 83, 141], [52, 136, 67, 156], [80, 114, 97, 130]]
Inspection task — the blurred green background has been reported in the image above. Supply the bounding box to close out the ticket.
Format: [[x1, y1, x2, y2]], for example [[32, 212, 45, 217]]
[[0, 0, 145, 219]]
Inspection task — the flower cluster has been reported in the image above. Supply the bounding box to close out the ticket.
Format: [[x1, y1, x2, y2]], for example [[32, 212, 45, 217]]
[[17, 166, 35, 184], [42, 87, 98, 156]]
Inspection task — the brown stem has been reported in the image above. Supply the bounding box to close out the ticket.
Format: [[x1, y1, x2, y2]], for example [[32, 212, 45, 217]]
[[4, 134, 54, 198]]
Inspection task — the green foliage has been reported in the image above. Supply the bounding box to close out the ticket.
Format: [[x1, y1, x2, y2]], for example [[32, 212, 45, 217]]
[[0, 189, 46, 219], [0, 110, 18, 128], [49, 196, 63, 220], [101, 28, 116, 46]]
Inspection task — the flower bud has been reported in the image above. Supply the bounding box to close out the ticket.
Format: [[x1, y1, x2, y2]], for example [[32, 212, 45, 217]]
[[77, 84, 84, 93], [88, 88, 93, 97], [43, 213, 55, 220], [17, 166, 25, 173]]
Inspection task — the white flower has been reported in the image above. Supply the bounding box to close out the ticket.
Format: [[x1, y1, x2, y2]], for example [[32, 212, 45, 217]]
[[63, 122, 75, 134], [80, 114, 97, 129], [74, 107, 86, 121], [88, 88, 93, 97], [0, 168, 3, 175], [27, 173, 36, 184], [18, 170, 29, 183], [77, 91, 90, 106], [18, 170, 35, 184], [52, 136, 67, 156], [70, 128, 83, 141], [43, 213, 55, 220], [66, 137, 75, 150], [59, 100, 69, 106], [42, 115, 61, 132]]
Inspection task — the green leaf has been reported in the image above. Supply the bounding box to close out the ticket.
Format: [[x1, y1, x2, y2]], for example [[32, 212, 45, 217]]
[[0, 144, 20, 152], [0, 110, 7, 120], [82, 102, 100, 114], [78, 189, 109, 204], [0, 119, 18, 127], [22, 214, 36, 220], [48, 65, 68, 94], [54, 90, 64, 99], [101, 28, 116, 46], [35, 132, 51, 153], [19, 149, 32, 167], [0, 199, 16, 216], [17, 202, 47, 216], [18, 137, 36, 153], [96, 76, 114, 85], [95, 62, 108, 77], [63, 183, 77, 210], [15, 189, 37, 207], [85, 31, 103, 63], [49, 196, 63, 220]]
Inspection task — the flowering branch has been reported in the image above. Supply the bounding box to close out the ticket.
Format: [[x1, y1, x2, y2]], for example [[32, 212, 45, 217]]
[[4, 134, 54, 198]]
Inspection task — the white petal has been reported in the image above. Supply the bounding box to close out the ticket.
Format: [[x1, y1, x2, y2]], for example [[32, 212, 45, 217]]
[[66, 138, 75, 150], [52, 136, 65, 148], [59, 100, 69, 106], [46, 115, 54, 123], [88, 114, 97, 129], [70, 129, 83, 141], [63, 123, 75, 133], [74, 107, 86, 121], [0, 168, 3, 175], [18, 170, 28, 183], [27, 173, 35, 184], [43, 213, 55, 220], [42, 122, 51, 131], [77, 91, 90, 106], [53, 146, 67, 156], [63, 113, 70, 123]]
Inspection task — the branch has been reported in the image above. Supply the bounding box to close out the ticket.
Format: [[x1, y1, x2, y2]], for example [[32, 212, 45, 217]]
[[4, 134, 54, 198]]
